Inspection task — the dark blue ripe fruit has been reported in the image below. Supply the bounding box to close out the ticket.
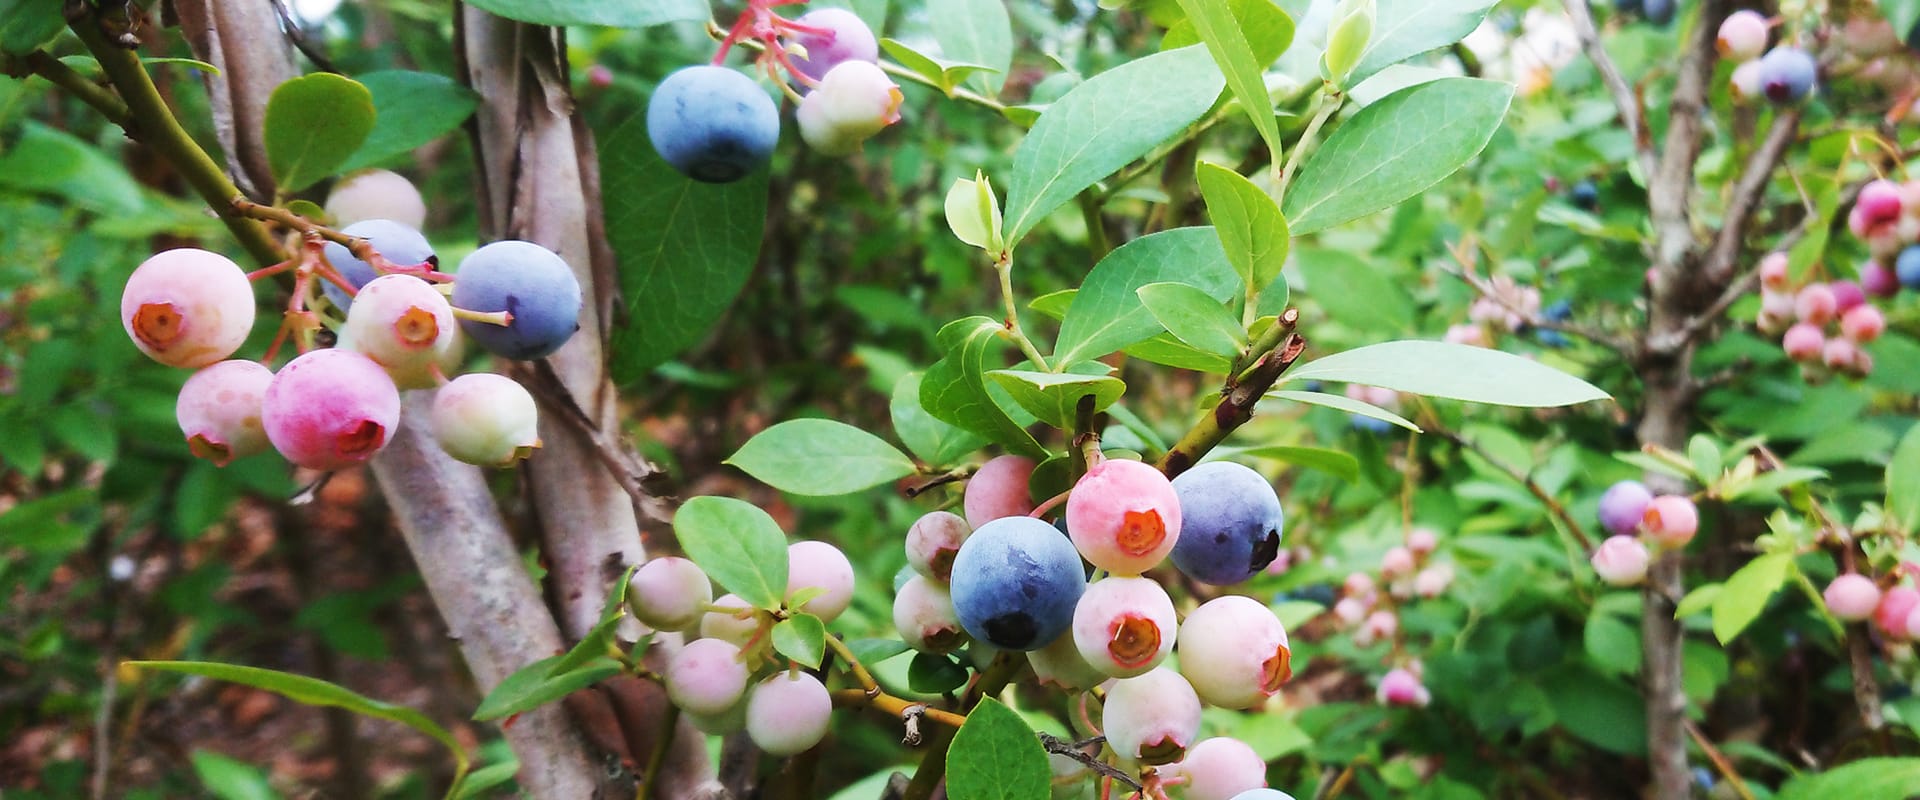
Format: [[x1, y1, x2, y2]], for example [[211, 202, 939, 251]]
[[1169, 462, 1284, 585], [1641, 0, 1674, 26], [321, 219, 435, 312], [1758, 47, 1817, 105], [451, 240, 582, 360], [948, 516, 1086, 651], [1570, 180, 1599, 211], [647, 65, 779, 184]]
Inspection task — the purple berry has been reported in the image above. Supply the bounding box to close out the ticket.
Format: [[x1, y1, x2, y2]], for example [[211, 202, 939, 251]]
[[1596, 480, 1653, 536], [948, 516, 1086, 650], [1169, 461, 1284, 585], [450, 240, 583, 360], [1758, 46, 1816, 104], [785, 8, 879, 83]]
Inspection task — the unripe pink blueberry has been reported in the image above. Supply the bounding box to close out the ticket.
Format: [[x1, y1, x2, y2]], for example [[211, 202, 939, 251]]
[[1406, 527, 1438, 556], [785, 8, 880, 83], [1862, 261, 1901, 297], [1169, 737, 1268, 800], [262, 348, 401, 470], [1229, 792, 1299, 800], [1716, 10, 1769, 61], [1413, 564, 1454, 598], [701, 594, 758, 646], [176, 360, 274, 466], [1759, 289, 1795, 323], [326, 169, 426, 229], [1380, 546, 1416, 580], [1730, 60, 1763, 101], [1795, 284, 1838, 325], [339, 274, 456, 389], [665, 637, 750, 716], [1443, 323, 1488, 347], [1065, 459, 1182, 576], [430, 373, 540, 467], [1822, 337, 1862, 373], [795, 61, 902, 156], [894, 574, 969, 654], [1332, 596, 1369, 625], [963, 455, 1037, 528], [1591, 535, 1650, 586], [627, 556, 713, 632], [1875, 587, 1919, 640], [1101, 667, 1202, 765], [1906, 604, 1920, 642], [1028, 628, 1107, 690], [1177, 595, 1291, 709], [1642, 495, 1699, 547], [1830, 281, 1867, 313], [745, 671, 833, 755], [1855, 179, 1907, 237], [1355, 610, 1398, 647], [121, 248, 257, 369], [1071, 576, 1176, 678], [1377, 667, 1431, 707], [1758, 252, 1791, 291], [1783, 323, 1825, 362], [906, 510, 970, 582], [1343, 571, 1376, 598], [1597, 480, 1654, 536], [1841, 305, 1885, 344], [1824, 573, 1881, 622], [787, 540, 854, 622]]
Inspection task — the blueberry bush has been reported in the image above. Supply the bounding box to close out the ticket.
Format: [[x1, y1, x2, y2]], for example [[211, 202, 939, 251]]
[[6, 0, 1920, 798]]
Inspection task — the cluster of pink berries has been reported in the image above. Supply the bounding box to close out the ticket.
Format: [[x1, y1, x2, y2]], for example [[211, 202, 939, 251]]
[[1588, 480, 1699, 586], [1447, 275, 1543, 347], [123, 171, 575, 473], [1824, 571, 1920, 646], [627, 541, 854, 752], [1753, 252, 1885, 380], [1330, 528, 1450, 707]]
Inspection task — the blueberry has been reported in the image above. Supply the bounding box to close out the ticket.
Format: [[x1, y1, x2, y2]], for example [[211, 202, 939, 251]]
[[1597, 480, 1653, 537], [450, 240, 583, 360], [1169, 462, 1284, 586], [1543, 299, 1572, 321], [1614, 0, 1643, 15], [647, 65, 779, 184], [1351, 415, 1392, 434], [948, 516, 1086, 651], [1570, 179, 1599, 211], [321, 219, 435, 313], [1536, 329, 1569, 348], [1642, 0, 1674, 26], [1896, 246, 1920, 290], [1293, 583, 1337, 606], [1757, 47, 1817, 105], [1692, 767, 1715, 790]]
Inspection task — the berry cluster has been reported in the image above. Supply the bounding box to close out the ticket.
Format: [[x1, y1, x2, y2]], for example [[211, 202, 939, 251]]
[[1718, 12, 1817, 105], [647, 3, 900, 184], [122, 170, 580, 472], [1328, 527, 1451, 707], [1588, 480, 1700, 586], [629, 541, 855, 751], [1753, 252, 1884, 380], [1825, 570, 1920, 646]]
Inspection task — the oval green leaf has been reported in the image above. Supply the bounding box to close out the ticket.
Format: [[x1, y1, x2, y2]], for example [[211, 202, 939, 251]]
[[947, 698, 1050, 800], [342, 71, 479, 172], [773, 614, 827, 669], [1137, 282, 1247, 358], [472, 655, 623, 721], [1711, 553, 1791, 645], [921, 317, 1049, 458], [1266, 389, 1420, 431], [929, 0, 1013, 96], [985, 370, 1126, 430], [1055, 227, 1239, 366], [1196, 162, 1289, 298], [1279, 340, 1610, 408], [1348, 0, 1498, 88], [727, 419, 918, 497], [892, 372, 988, 467], [264, 73, 376, 193], [673, 496, 791, 610], [1172, 0, 1285, 165]]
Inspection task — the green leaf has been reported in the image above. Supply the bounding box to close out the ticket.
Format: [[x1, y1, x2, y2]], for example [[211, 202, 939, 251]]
[[1881, 0, 1920, 40], [191, 751, 280, 800], [603, 112, 769, 383], [1778, 757, 1920, 800], [1164, 0, 1296, 67], [463, 0, 707, 26], [929, 0, 1013, 96], [472, 655, 623, 721], [134, 661, 468, 784], [674, 497, 791, 609], [264, 74, 376, 193], [908, 652, 971, 694], [1267, 389, 1419, 431], [892, 373, 987, 467], [1674, 582, 1723, 620], [452, 760, 521, 800], [1584, 610, 1640, 678], [1543, 668, 1646, 755], [773, 614, 827, 669], [1124, 333, 1236, 374], [1196, 162, 1289, 300], [727, 419, 918, 496], [0, 0, 64, 56], [881, 40, 999, 97], [985, 370, 1126, 430], [1348, 0, 1498, 87], [1279, 340, 1610, 408], [946, 698, 1051, 800], [1055, 227, 1238, 365], [1240, 445, 1360, 482], [849, 638, 913, 666], [341, 71, 478, 172], [1294, 247, 1413, 333], [921, 317, 1048, 458], [943, 174, 1004, 251], [544, 614, 622, 681], [1732, 466, 1828, 502], [1137, 282, 1246, 357], [1687, 435, 1723, 485], [1003, 47, 1226, 246], [0, 122, 149, 216], [1172, 0, 1284, 166], [1281, 77, 1514, 234], [1886, 424, 1920, 536], [1711, 553, 1791, 645]]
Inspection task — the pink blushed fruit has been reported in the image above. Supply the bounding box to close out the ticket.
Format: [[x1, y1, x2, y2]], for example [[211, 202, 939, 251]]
[[1716, 10, 1769, 61], [1841, 305, 1885, 344], [1758, 252, 1791, 291], [1332, 596, 1369, 625], [261, 348, 401, 471], [176, 360, 274, 466], [1782, 323, 1825, 362], [627, 557, 712, 632], [787, 540, 854, 623], [795, 61, 902, 156], [121, 248, 257, 369], [1355, 610, 1398, 647], [1170, 737, 1268, 800], [1380, 546, 1416, 579], [339, 274, 456, 389], [665, 638, 750, 716], [1071, 576, 1177, 678], [1102, 667, 1202, 765], [894, 574, 968, 654], [963, 455, 1037, 528], [1591, 535, 1650, 585], [905, 510, 969, 582], [1795, 284, 1838, 325], [784, 7, 880, 84], [1406, 527, 1438, 555], [1377, 667, 1431, 707], [1414, 564, 1454, 598], [1861, 261, 1900, 297], [745, 672, 832, 756], [1065, 458, 1182, 575], [1824, 574, 1881, 622], [1875, 587, 1919, 640], [1597, 480, 1653, 536], [1343, 571, 1376, 598], [1830, 281, 1867, 313], [1177, 595, 1292, 709], [1854, 179, 1906, 237], [1822, 337, 1862, 373], [1642, 495, 1699, 547]]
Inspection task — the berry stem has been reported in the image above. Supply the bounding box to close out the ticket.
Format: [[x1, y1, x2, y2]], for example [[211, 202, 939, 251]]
[[451, 307, 515, 327], [821, 634, 879, 693], [1274, 86, 1342, 204], [830, 689, 969, 729], [633, 702, 680, 800], [994, 254, 1052, 371]]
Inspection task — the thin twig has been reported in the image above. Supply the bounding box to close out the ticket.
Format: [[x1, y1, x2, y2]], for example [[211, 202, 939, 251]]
[[1443, 238, 1632, 353], [1037, 733, 1139, 792], [9, 50, 132, 125], [1562, 0, 1656, 178], [1684, 721, 1757, 800], [1435, 429, 1595, 551]]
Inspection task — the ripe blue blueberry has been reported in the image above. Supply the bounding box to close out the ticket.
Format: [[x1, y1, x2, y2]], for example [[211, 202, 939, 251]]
[[1641, 0, 1673, 25], [450, 240, 582, 360], [1543, 299, 1572, 322], [1570, 180, 1599, 211], [322, 219, 435, 312], [1350, 415, 1392, 434], [1896, 245, 1920, 290], [1758, 47, 1817, 105], [1169, 462, 1284, 586], [948, 516, 1087, 651], [647, 65, 779, 184]]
